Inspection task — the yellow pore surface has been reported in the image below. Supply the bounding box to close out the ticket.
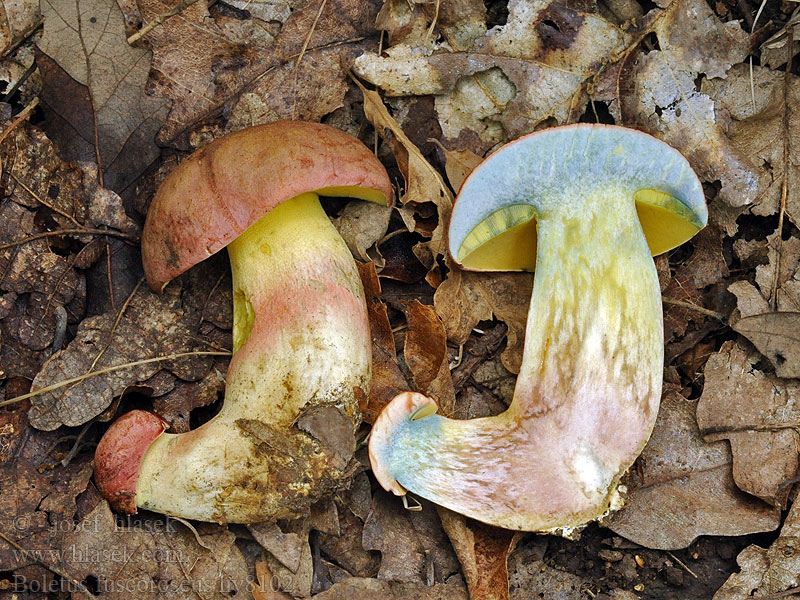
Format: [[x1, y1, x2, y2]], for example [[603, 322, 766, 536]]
[[456, 189, 702, 271]]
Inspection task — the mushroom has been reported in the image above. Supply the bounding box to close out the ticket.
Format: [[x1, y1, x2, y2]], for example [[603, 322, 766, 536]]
[[94, 121, 392, 523], [369, 124, 706, 532]]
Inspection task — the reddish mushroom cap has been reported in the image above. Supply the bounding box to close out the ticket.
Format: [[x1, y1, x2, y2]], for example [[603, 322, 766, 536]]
[[94, 410, 168, 514], [142, 121, 394, 291]]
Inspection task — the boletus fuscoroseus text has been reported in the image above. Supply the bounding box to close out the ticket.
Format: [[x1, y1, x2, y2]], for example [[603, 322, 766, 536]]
[[369, 124, 707, 533], [95, 121, 393, 523]]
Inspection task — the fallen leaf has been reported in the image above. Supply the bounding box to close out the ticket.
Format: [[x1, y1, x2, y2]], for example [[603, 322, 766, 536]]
[[0, 408, 93, 570], [375, 0, 486, 51], [728, 231, 800, 319], [721, 70, 800, 226], [357, 80, 454, 270], [318, 503, 380, 577], [433, 269, 532, 374], [151, 363, 226, 432], [758, 5, 800, 70], [36, 0, 169, 191], [404, 300, 456, 416], [116, 0, 266, 145], [440, 145, 482, 192], [312, 577, 468, 599], [356, 1, 626, 149], [333, 201, 392, 262], [732, 313, 800, 379], [225, 0, 383, 130], [712, 498, 800, 599], [249, 522, 307, 573], [263, 530, 313, 597], [253, 559, 294, 600], [0, 202, 86, 377], [362, 491, 460, 584], [607, 390, 780, 549], [617, 0, 759, 209], [697, 340, 800, 507], [356, 261, 409, 423], [0, 0, 39, 57], [28, 285, 216, 430], [438, 507, 521, 600], [61, 502, 250, 599]]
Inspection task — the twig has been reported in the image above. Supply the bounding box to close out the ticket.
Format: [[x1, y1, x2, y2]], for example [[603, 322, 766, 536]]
[[424, 0, 440, 44], [106, 236, 115, 312], [749, 0, 769, 114], [662, 297, 726, 321], [60, 421, 94, 467], [163, 36, 366, 144], [89, 278, 144, 372], [9, 173, 82, 226], [51, 305, 68, 353], [0, 531, 95, 599], [0, 351, 231, 408], [769, 22, 794, 311], [290, 0, 328, 119], [127, 0, 203, 45], [0, 97, 39, 147], [197, 271, 226, 330], [666, 551, 699, 579], [0, 228, 139, 250], [0, 17, 44, 61]]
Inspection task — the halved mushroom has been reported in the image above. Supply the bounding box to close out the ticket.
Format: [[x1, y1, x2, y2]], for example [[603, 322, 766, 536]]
[[369, 124, 706, 532], [95, 121, 392, 523]]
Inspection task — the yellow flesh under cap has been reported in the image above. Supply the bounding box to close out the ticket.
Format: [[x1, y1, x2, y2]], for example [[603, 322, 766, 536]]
[[457, 189, 702, 271]]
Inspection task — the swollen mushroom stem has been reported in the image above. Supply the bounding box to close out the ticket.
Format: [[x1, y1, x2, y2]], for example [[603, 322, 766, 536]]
[[94, 122, 393, 523], [369, 124, 707, 533]]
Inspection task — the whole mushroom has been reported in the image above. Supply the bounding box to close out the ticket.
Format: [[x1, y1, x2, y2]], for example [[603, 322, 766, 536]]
[[369, 124, 707, 533], [94, 121, 392, 523]]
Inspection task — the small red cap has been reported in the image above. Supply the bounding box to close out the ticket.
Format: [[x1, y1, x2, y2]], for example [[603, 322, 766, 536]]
[[94, 410, 167, 514]]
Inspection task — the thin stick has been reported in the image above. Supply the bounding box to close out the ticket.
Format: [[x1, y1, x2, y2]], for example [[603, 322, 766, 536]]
[[666, 551, 699, 579], [769, 23, 794, 311], [0, 351, 231, 408], [9, 173, 82, 226], [0, 228, 139, 250], [749, 0, 769, 114], [89, 278, 144, 371], [662, 297, 726, 321], [0, 97, 39, 146], [127, 0, 202, 44], [290, 0, 328, 119], [0, 531, 95, 599]]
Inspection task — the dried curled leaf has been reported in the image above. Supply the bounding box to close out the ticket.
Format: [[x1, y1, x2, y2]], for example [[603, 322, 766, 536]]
[[404, 300, 456, 416], [358, 80, 453, 270], [357, 261, 409, 423]]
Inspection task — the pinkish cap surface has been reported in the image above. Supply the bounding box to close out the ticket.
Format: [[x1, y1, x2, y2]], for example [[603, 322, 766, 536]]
[[142, 121, 394, 291], [94, 410, 167, 514]]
